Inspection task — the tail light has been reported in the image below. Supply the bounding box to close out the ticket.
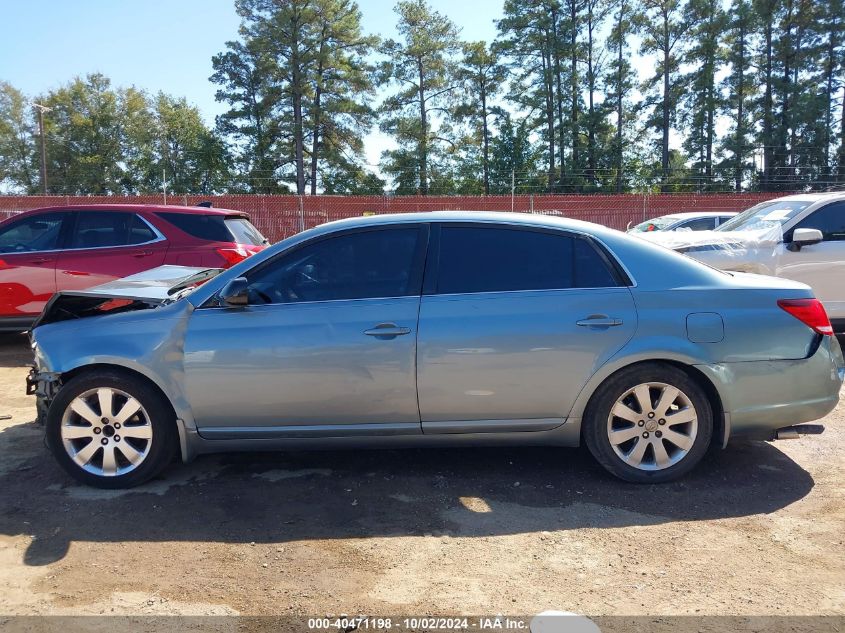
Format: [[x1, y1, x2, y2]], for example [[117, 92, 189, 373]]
[[777, 298, 833, 336], [215, 246, 251, 268]]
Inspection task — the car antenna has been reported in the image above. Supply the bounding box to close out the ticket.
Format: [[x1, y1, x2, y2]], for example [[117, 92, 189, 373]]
[[196, 201, 213, 208]]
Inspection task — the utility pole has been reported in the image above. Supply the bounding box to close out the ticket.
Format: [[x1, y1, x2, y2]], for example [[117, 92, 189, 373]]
[[511, 168, 515, 212], [33, 103, 51, 195]]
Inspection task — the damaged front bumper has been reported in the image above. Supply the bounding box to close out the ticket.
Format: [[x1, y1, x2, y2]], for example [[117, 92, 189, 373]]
[[26, 367, 61, 425]]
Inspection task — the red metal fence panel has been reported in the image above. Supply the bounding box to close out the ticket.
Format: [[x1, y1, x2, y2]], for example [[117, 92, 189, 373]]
[[0, 192, 786, 242]]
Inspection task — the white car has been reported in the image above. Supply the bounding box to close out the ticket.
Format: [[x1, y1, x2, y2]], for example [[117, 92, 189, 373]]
[[627, 211, 737, 233], [644, 193, 845, 329]]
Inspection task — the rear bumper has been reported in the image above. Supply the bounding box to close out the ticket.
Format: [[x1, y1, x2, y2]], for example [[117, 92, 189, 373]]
[[696, 335, 844, 441]]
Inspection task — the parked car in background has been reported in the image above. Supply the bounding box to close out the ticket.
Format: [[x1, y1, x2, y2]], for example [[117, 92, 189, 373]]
[[28, 212, 843, 488], [644, 193, 845, 331], [628, 211, 737, 234], [0, 204, 268, 331]]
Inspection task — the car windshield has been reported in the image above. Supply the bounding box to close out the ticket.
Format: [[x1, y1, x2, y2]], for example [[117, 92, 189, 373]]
[[716, 200, 812, 232], [630, 217, 678, 232]]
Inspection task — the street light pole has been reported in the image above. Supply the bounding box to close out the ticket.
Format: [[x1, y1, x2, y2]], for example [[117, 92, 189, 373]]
[[33, 103, 51, 195]]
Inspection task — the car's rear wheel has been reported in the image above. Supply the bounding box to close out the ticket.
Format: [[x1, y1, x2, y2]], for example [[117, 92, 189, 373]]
[[46, 370, 177, 488], [583, 364, 713, 483]]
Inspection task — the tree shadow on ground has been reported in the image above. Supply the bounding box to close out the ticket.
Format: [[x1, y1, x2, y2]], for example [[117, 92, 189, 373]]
[[0, 418, 812, 566]]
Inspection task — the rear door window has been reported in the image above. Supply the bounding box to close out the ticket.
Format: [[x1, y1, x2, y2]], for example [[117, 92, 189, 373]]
[[0, 212, 65, 253], [69, 212, 158, 249], [434, 225, 619, 294], [128, 215, 158, 244]]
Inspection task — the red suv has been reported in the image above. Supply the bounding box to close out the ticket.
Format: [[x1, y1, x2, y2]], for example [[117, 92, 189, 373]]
[[0, 204, 268, 331]]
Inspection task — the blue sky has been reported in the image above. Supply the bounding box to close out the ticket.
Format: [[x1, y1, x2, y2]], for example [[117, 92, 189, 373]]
[[0, 1, 677, 173], [0, 0, 503, 168]]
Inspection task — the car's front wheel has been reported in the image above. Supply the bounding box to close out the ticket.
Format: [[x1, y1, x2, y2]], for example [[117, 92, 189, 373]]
[[46, 370, 176, 488], [583, 363, 713, 483]]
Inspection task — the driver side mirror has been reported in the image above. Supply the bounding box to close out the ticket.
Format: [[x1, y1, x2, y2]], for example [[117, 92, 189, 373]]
[[218, 277, 249, 307], [788, 228, 824, 252]]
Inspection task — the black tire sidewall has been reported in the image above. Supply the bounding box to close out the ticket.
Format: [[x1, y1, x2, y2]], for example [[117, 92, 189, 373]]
[[46, 371, 176, 489], [584, 364, 713, 483]]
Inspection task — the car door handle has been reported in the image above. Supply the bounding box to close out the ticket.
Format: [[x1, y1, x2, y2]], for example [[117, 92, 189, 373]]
[[132, 250, 154, 258], [576, 315, 623, 327], [364, 323, 412, 338], [27, 257, 52, 264]]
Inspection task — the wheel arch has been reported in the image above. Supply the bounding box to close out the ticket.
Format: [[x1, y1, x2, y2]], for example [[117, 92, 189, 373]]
[[572, 357, 727, 449], [57, 362, 192, 460]]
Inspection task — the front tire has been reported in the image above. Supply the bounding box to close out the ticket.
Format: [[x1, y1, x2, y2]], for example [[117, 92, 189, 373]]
[[46, 370, 177, 489], [583, 363, 713, 483]]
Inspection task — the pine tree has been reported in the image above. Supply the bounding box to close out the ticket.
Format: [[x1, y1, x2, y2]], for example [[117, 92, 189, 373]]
[[378, 0, 460, 195], [454, 41, 507, 194], [719, 0, 755, 191], [680, 0, 725, 190], [635, 0, 692, 192]]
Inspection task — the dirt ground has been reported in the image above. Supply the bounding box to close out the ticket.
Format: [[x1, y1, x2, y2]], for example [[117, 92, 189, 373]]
[[0, 331, 843, 620]]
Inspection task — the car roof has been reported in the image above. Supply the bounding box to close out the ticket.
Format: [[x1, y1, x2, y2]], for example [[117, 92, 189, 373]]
[[5, 204, 248, 219], [313, 210, 625, 239], [663, 211, 738, 219], [765, 192, 845, 203]]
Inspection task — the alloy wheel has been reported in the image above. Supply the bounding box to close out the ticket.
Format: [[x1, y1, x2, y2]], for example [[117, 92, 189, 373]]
[[606, 381, 698, 471], [60, 387, 153, 477]]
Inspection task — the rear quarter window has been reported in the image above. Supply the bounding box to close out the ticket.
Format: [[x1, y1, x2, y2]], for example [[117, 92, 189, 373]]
[[157, 212, 235, 242], [157, 212, 266, 245]]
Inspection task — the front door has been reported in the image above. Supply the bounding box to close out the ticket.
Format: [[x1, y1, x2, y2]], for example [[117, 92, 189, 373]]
[[777, 201, 845, 320], [417, 224, 636, 432], [183, 225, 428, 438]]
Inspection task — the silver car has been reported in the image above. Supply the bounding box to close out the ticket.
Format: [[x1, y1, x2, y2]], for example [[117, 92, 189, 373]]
[[27, 212, 844, 488]]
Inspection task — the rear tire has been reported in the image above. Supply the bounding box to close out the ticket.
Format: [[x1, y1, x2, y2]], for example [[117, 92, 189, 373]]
[[46, 370, 177, 489], [583, 363, 713, 483]]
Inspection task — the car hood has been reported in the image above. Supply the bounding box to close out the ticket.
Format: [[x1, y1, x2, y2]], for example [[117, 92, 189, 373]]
[[32, 265, 222, 328]]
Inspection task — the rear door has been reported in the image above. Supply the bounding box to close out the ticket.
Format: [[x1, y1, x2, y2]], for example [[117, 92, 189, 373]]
[[416, 223, 637, 433], [777, 201, 845, 320], [56, 211, 168, 290], [0, 211, 67, 318]]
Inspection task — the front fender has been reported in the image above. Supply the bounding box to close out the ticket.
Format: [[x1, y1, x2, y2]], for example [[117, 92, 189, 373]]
[[31, 301, 197, 433]]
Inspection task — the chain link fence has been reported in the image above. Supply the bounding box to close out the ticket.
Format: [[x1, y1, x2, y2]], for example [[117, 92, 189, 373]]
[[0, 193, 787, 242]]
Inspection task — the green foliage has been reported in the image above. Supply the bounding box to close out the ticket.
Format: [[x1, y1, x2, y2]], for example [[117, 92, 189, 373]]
[[2, 0, 844, 195], [378, 0, 461, 195], [0, 82, 37, 193]]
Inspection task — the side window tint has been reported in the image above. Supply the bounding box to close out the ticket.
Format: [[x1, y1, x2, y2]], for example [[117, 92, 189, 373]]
[[157, 212, 231, 241], [71, 212, 132, 249], [437, 227, 575, 293], [679, 217, 715, 231], [794, 203, 845, 242], [0, 213, 64, 253], [436, 226, 619, 294], [127, 215, 157, 245], [246, 228, 420, 304], [574, 239, 618, 288]]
